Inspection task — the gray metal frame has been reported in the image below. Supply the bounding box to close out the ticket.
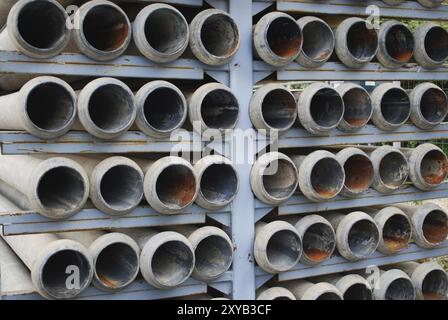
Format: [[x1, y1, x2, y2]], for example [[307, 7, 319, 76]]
[[0, 0, 448, 300]]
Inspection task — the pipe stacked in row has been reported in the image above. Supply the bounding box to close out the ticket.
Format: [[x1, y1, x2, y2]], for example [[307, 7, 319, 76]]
[[254, 202, 448, 273], [0, 0, 240, 65], [254, 12, 448, 69], [0, 77, 240, 139], [257, 261, 448, 300], [251, 82, 448, 135], [0, 154, 239, 218], [251, 144, 448, 204]]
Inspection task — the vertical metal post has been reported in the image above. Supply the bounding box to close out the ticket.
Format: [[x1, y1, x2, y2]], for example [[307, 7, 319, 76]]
[[228, 0, 256, 300]]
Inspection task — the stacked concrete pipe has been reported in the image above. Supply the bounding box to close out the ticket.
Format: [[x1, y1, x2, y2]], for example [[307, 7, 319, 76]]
[[58, 230, 140, 292], [291, 150, 345, 202], [395, 203, 448, 249], [410, 83, 448, 129], [414, 22, 448, 69], [314, 273, 373, 300], [256, 286, 296, 300], [282, 280, 343, 300], [253, 12, 302, 67], [326, 211, 380, 261], [254, 221, 302, 274], [120, 228, 195, 289], [190, 9, 240, 66], [250, 152, 299, 205], [0, 155, 89, 219], [135, 156, 198, 214], [362, 269, 416, 300]]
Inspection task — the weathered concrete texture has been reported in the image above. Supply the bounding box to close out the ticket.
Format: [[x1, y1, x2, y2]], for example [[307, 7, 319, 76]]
[[282, 280, 343, 300], [410, 83, 448, 129], [414, 22, 448, 69]]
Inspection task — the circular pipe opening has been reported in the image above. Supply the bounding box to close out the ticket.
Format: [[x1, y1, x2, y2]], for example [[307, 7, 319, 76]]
[[310, 88, 344, 128], [385, 278, 415, 300], [195, 235, 233, 280], [302, 21, 333, 62], [261, 89, 297, 130], [201, 89, 239, 130], [26, 82, 75, 132], [144, 8, 187, 55], [99, 165, 143, 211], [316, 292, 342, 300], [344, 155, 374, 194], [88, 84, 134, 132], [420, 150, 448, 186], [37, 166, 86, 213], [273, 296, 294, 300], [383, 214, 412, 252], [425, 26, 448, 62], [311, 158, 344, 198], [419, 88, 448, 124], [266, 230, 301, 270], [302, 223, 335, 263], [342, 87, 372, 128], [379, 152, 408, 188], [41, 249, 91, 298], [422, 269, 448, 300], [348, 219, 379, 257], [200, 164, 238, 206], [17, 0, 67, 50], [156, 165, 197, 209], [151, 240, 194, 287], [347, 21, 378, 61], [143, 87, 185, 132], [380, 88, 410, 125], [423, 210, 448, 244], [200, 13, 239, 58], [82, 4, 129, 52], [262, 159, 298, 200], [344, 283, 373, 300], [266, 17, 302, 59], [95, 242, 139, 289], [385, 24, 414, 62]]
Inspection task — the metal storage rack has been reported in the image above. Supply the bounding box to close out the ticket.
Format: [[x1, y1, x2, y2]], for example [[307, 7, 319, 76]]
[[0, 0, 447, 300]]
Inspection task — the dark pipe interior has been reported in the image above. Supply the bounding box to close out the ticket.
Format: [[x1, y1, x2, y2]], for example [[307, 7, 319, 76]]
[[26, 82, 75, 132], [200, 13, 239, 57], [261, 89, 297, 130], [344, 283, 374, 300], [100, 165, 143, 211], [385, 24, 414, 62], [424, 26, 448, 62], [151, 240, 194, 286], [311, 158, 344, 198], [195, 235, 233, 279], [420, 150, 448, 186], [385, 278, 415, 300], [88, 84, 134, 132], [83, 4, 129, 52], [266, 17, 302, 58], [302, 21, 333, 61], [348, 219, 379, 256], [379, 152, 408, 188], [37, 166, 86, 213], [342, 87, 372, 128], [347, 21, 378, 60], [156, 165, 197, 208], [200, 164, 238, 206], [310, 88, 344, 128], [302, 223, 335, 263], [41, 249, 90, 298], [201, 89, 239, 130], [145, 8, 187, 54], [262, 159, 298, 199], [17, 0, 66, 49], [419, 88, 448, 123], [95, 243, 139, 289], [143, 87, 185, 132], [380, 88, 410, 125], [344, 155, 374, 193], [422, 269, 448, 300], [423, 210, 448, 244], [383, 214, 412, 252], [316, 292, 342, 300], [266, 230, 301, 270]]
